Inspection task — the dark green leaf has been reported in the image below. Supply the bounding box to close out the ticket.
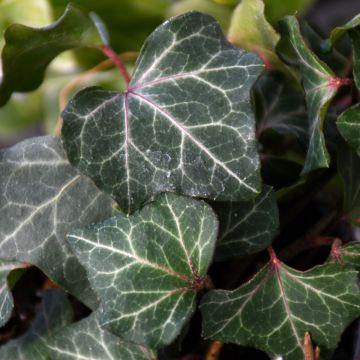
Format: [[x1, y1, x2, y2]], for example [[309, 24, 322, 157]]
[[338, 242, 360, 270], [0, 136, 113, 309], [201, 257, 360, 360], [0, 3, 103, 106], [337, 104, 360, 155], [255, 71, 307, 141], [338, 144, 360, 223], [0, 260, 24, 328], [0, 289, 73, 359], [62, 12, 263, 214], [46, 312, 156, 360], [212, 186, 278, 260], [279, 16, 341, 174], [68, 192, 217, 348]]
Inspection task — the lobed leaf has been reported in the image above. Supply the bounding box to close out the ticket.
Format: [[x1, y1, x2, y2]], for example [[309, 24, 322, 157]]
[[201, 256, 360, 360], [212, 185, 279, 260], [62, 12, 264, 214], [0, 289, 73, 359], [67, 192, 218, 348], [279, 16, 342, 174], [337, 104, 360, 155], [0, 136, 113, 309], [0, 3, 103, 106], [47, 312, 156, 360]]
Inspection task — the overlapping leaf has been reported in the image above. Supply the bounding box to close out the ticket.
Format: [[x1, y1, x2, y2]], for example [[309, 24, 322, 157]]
[[279, 16, 343, 174], [201, 256, 360, 360], [227, 0, 282, 71], [254, 71, 307, 140], [338, 144, 360, 223], [0, 3, 103, 106], [0, 260, 24, 328], [337, 104, 360, 155], [67, 192, 218, 348], [0, 136, 113, 309], [47, 312, 157, 360], [0, 289, 73, 359], [62, 12, 263, 214], [212, 186, 278, 260]]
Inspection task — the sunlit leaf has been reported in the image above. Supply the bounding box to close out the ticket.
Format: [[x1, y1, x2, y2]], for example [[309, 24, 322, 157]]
[[68, 192, 217, 348], [62, 12, 263, 213]]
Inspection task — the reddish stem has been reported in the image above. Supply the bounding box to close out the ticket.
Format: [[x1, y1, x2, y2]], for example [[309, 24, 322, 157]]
[[328, 76, 352, 90], [100, 45, 131, 85], [268, 246, 281, 269]]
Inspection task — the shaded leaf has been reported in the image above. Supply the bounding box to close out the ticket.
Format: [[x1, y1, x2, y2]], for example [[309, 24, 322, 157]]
[[227, 0, 282, 71], [0, 289, 73, 359], [337, 242, 360, 270], [0, 260, 24, 328], [68, 192, 217, 348], [47, 312, 156, 360], [201, 254, 360, 360], [0, 136, 113, 309], [279, 16, 342, 174], [323, 14, 360, 90], [62, 12, 263, 214], [0, 3, 103, 106], [338, 144, 360, 224], [212, 186, 278, 261], [337, 104, 360, 155], [254, 71, 307, 141]]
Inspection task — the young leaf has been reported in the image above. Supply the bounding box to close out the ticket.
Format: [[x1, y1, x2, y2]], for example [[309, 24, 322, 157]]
[[337, 104, 360, 155], [279, 16, 343, 174], [0, 3, 103, 106], [200, 253, 360, 360], [67, 192, 218, 348], [338, 145, 360, 224], [0, 289, 73, 359], [227, 0, 282, 71], [0, 260, 24, 328], [62, 12, 264, 214], [255, 71, 307, 141], [212, 185, 279, 261], [47, 312, 157, 360], [0, 136, 113, 309]]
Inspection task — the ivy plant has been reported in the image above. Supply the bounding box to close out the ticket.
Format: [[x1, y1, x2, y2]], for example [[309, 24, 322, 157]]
[[0, 1, 360, 359]]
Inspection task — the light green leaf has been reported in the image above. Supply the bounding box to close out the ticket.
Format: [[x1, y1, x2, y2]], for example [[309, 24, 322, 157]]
[[279, 16, 342, 174], [228, 0, 281, 71], [47, 312, 156, 360], [0, 260, 24, 328], [0, 136, 113, 309], [68, 192, 217, 348], [0, 3, 103, 106], [338, 144, 360, 224], [62, 12, 263, 214], [212, 186, 278, 260], [201, 256, 360, 360], [0, 289, 73, 359], [255, 71, 307, 140], [323, 14, 360, 90], [337, 104, 360, 155]]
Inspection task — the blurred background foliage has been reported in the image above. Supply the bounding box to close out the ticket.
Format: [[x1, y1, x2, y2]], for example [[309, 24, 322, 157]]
[[0, 0, 359, 147]]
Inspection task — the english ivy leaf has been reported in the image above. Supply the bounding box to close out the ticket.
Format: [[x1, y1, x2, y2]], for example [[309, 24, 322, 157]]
[[338, 144, 360, 224], [62, 12, 263, 214], [212, 186, 279, 261], [0, 136, 113, 309], [227, 0, 282, 71], [0, 289, 73, 359], [67, 192, 218, 348], [0, 260, 24, 328], [337, 242, 360, 270], [0, 3, 103, 106], [47, 312, 157, 360], [337, 104, 360, 155], [200, 257, 360, 360], [279, 16, 341, 174], [254, 71, 308, 141]]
